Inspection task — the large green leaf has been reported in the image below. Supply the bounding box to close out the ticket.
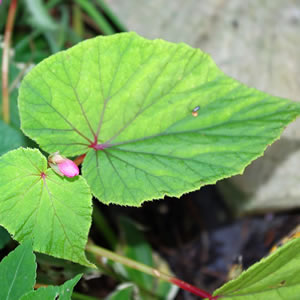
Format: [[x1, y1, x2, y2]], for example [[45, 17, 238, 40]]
[[18, 32, 300, 206], [0, 240, 36, 300], [0, 148, 92, 266], [20, 274, 81, 300], [213, 238, 300, 299]]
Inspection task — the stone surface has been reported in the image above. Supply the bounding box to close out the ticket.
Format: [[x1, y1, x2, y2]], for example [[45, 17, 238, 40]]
[[106, 0, 300, 212]]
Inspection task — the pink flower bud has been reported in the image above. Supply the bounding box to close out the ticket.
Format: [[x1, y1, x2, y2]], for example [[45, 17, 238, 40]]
[[57, 159, 79, 178], [48, 152, 79, 178]]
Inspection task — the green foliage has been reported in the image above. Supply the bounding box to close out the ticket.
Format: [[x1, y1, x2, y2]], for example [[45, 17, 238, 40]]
[[19, 32, 300, 207], [0, 148, 92, 266], [0, 0, 9, 31], [24, 0, 58, 31], [0, 240, 81, 300], [0, 240, 36, 300], [214, 238, 300, 299]]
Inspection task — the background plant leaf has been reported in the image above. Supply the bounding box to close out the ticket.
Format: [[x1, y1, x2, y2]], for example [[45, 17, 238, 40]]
[[213, 238, 300, 299], [119, 217, 153, 292], [107, 284, 135, 300], [119, 217, 177, 300], [0, 240, 36, 300], [20, 274, 81, 300], [0, 148, 92, 266], [0, 120, 28, 155], [24, 0, 57, 31], [0, 225, 11, 250], [18, 32, 300, 206]]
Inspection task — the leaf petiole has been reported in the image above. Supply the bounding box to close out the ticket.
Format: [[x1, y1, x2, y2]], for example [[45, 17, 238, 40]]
[[86, 243, 218, 299]]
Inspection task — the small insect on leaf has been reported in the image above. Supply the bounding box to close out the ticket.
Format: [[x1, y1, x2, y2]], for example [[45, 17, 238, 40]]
[[192, 106, 200, 117]]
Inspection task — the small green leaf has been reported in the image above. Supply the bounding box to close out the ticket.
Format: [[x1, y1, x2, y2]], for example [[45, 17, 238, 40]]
[[19, 32, 300, 206], [0, 240, 36, 300], [0, 148, 92, 266], [107, 284, 135, 300], [20, 274, 82, 300], [213, 238, 300, 299]]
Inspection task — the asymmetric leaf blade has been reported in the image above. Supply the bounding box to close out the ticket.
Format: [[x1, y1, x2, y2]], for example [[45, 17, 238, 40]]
[[18, 32, 300, 206], [213, 238, 300, 299], [0, 148, 92, 266]]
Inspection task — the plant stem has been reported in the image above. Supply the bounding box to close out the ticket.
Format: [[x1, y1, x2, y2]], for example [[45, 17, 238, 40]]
[[2, 0, 18, 124], [86, 243, 218, 299]]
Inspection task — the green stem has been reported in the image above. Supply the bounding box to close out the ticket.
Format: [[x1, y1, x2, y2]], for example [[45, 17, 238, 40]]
[[72, 292, 102, 300], [86, 243, 218, 299], [74, 0, 115, 35], [2, 0, 18, 124], [92, 204, 118, 249]]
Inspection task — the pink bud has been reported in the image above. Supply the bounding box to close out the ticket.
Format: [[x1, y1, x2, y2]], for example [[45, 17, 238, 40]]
[[48, 151, 79, 178], [57, 159, 79, 178]]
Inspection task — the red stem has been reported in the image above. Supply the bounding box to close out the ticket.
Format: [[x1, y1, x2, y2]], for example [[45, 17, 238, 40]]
[[2, 0, 18, 124], [171, 278, 219, 299]]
